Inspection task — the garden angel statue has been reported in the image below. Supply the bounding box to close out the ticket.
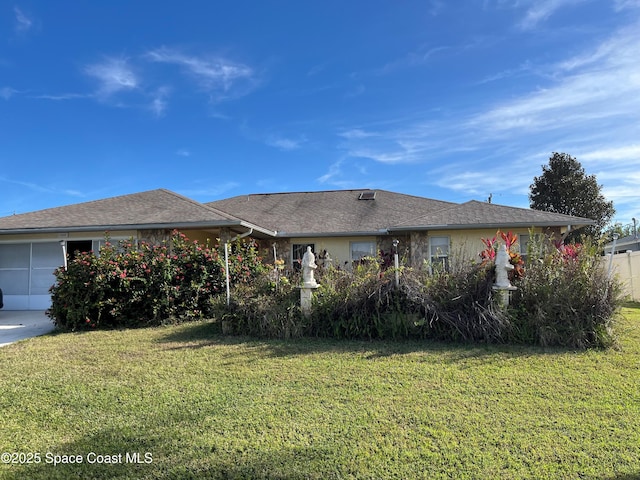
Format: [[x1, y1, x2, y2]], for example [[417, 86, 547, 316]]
[[494, 243, 514, 289], [301, 246, 318, 287]]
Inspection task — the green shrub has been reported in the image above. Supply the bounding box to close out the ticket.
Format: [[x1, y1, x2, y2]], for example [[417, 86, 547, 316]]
[[221, 273, 304, 338], [47, 231, 266, 331]]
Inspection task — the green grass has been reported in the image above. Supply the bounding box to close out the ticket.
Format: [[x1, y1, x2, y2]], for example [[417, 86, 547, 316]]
[[1, 308, 639, 479]]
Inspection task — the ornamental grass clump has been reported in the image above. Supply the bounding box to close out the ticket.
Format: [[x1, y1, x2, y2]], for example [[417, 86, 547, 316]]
[[309, 263, 413, 340], [510, 236, 621, 348], [306, 257, 509, 342], [403, 263, 510, 343], [220, 274, 303, 338]]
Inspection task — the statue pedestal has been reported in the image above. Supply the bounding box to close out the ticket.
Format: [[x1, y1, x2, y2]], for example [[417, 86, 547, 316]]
[[299, 283, 319, 317], [492, 285, 517, 307]]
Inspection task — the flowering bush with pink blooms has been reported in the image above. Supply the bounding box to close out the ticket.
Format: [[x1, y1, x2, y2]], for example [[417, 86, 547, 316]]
[[47, 231, 266, 331]]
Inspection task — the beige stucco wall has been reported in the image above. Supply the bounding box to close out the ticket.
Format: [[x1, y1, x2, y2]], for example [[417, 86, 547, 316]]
[[0, 226, 557, 263], [277, 227, 555, 271], [286, 236, 378, 269], [428, 227, 559, 267]]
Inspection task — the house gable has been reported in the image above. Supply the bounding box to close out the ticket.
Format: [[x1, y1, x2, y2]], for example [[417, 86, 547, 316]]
[[0, 189, 262, 235]]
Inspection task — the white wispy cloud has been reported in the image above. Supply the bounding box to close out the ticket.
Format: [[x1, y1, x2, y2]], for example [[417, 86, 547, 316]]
[[149, 86, 170, 117], [317, 159, 344, 184], [471, 23, 640, 134], [517, 0, 587, 30], [32, 46, 257, 115], [433, 163, 535, 197], [265, 135, 305, 151], [0, 175, 85, 197], [146, 47, 257, 101], [614, 0, 640, 11], [377, 45, 449, 74], [338, 129, 379, 140], [176, 149, 191, 157], [13, 7, 33, 33], [31, 92, 89, 101], [579, 145, 640, 163], [1, 87, 17, 100], [84, 57, 139, 98], [338, 118, 473, 166], [328, 17, 640, 222]]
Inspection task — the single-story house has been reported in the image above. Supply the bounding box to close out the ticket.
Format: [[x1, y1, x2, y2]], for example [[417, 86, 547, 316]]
[[0, 188, 593, 310]]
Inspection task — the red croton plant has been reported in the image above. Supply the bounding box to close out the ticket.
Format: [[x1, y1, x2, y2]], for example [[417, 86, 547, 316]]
[[553, 239, 582, 261], [480, 230, 525, 280]]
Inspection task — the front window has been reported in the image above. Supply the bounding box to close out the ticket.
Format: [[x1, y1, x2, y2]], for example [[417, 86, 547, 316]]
[[292, 244, 314, 271], [429, 236, 449, 272], [350, 241, 376, 262], [518, 233, 543, 261]]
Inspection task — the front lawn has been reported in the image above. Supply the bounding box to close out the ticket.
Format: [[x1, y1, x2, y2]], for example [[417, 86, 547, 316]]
[[1, 306, 639, 479]]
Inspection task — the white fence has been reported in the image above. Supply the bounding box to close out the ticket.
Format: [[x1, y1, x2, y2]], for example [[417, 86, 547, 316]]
[[603, 250, 640, 302]]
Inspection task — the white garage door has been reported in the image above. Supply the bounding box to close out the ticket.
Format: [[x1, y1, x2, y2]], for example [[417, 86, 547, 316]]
[[0, 242, 64, 310]]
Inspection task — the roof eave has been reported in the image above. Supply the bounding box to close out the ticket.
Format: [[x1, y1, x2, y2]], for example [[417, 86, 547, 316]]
[[0, 219, 277, 237], [275, 229, 389, 238], [389, 221, 594, 232]]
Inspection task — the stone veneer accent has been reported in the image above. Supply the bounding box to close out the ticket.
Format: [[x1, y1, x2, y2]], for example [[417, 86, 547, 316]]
[[410, 231, 430, 270], [377, 235, 411, 266], [270, 239, 291, 266]]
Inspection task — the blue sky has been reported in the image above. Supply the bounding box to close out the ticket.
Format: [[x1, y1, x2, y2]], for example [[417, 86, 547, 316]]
[[1, 1, 639, 226]]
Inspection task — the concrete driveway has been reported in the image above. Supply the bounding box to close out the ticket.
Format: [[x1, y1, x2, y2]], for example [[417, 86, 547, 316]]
[[0, 311, 56, 347]]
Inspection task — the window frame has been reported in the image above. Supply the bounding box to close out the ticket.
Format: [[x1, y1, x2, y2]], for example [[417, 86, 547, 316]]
[[292, 244, 315, 271], [349, 240, 377, 263], [429, 236, 450, 273]]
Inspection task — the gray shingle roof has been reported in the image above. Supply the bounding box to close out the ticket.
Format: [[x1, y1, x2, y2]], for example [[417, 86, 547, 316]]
[[0, 188, 596, 236], [392, 200, 595, 230], [0, 189, 243, 233], [207, 189, 456, 235]]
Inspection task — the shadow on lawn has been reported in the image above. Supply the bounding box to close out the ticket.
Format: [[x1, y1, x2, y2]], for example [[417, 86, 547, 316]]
[[156, 319, 577, 363]]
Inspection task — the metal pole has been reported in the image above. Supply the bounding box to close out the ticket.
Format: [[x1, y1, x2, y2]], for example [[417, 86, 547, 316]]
[[60, 240, 68, 270], [608, 233, 619, 277], [627, 251, 635, 301], [225, 242, 230, 306], [393, 239, 399, 288]]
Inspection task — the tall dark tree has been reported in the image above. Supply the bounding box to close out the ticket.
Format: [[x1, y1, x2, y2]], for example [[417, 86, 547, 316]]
[[529, 152, 615, 242]]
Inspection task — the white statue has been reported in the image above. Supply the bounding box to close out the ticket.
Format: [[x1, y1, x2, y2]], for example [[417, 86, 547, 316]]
[[301, 246, 318, 287], [494, 244, 514, 288], [323, 250, 333, 269]]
